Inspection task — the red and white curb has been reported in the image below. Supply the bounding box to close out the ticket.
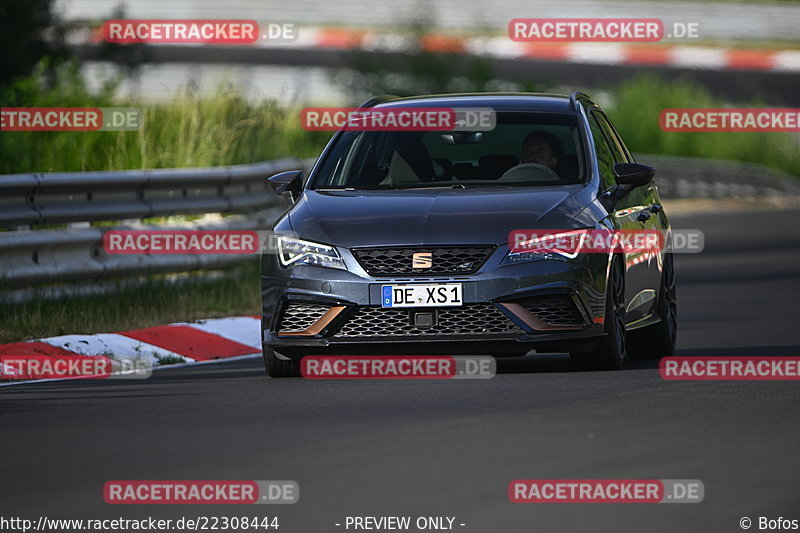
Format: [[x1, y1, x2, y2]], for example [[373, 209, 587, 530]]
[[80, 26, 800, 73], [311, 28, 800, 72], [300, 28, 800, 72], [0, 316, 262, 382]]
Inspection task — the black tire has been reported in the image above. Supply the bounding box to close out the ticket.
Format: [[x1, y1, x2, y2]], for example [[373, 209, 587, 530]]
[[570, 256, 627, 371], [263, 346, 301, 378], [628, 253, 677, 359]]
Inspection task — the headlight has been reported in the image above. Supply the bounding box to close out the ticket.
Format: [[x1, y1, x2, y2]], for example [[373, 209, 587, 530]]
[[277, 236, 346, 270], [504, 249, 557, 264], [504, 229, 590, 264]]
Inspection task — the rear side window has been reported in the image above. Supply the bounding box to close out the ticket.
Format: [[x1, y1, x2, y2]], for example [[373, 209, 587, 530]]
[[594, 111, 632, 163], [588, 114, 618, 191]]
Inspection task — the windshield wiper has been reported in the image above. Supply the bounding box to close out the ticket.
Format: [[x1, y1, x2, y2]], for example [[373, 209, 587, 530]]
[[450, 183, 514, 188]]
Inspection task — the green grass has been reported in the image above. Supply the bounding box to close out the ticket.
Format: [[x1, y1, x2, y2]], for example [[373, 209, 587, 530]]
[[154, 354, 188, 366], [0, 262, 261, 344], [3, 64, 797, 178], [0, 62, 330, 174], [606, 75, 800, 178]]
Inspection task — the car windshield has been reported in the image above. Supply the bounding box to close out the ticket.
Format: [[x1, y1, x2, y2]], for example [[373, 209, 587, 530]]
[[311, 111, 585, 190]]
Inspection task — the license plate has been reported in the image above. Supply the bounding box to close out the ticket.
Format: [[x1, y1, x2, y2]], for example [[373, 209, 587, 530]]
[[381, 284, 463, 308]]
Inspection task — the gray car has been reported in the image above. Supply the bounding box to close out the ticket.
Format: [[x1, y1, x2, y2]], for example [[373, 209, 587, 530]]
[[260, 92, 676, 377]]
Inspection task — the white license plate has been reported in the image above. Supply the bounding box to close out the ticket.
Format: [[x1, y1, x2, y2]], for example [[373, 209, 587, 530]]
[[381, 284, 463, 308]]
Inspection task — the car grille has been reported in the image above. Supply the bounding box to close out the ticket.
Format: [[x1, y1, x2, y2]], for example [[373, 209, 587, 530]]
[[333, 304, 522, 337], [520, 295, 585, 327], [352, 246, 493, 276], [277, 303, 331, 334]]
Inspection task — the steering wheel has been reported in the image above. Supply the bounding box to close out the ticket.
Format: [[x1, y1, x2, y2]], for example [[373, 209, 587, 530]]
[[499, 163, 560, 182]]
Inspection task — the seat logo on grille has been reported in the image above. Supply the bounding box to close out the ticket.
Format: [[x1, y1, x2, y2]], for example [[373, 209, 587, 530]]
[[412, 252, 433, 269]]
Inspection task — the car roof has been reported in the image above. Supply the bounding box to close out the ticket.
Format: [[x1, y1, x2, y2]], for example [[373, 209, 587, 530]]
[[371, 93, 581, 113]]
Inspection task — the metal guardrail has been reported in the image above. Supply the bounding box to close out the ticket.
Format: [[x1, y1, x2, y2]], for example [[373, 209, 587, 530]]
[[1, 154, 798, 289], [635, 154, 800, 199], [0, 158, 310, 288], [0, 157, 306, 228]]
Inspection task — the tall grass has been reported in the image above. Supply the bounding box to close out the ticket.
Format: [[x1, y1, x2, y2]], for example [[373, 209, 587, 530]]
[[607, 75, 800, 177], [0, 62, 330, 173], [2, 64, 798, 177]]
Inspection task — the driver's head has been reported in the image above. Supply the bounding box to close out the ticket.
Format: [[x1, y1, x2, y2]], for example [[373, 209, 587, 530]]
[[521, 131, 561, 169]]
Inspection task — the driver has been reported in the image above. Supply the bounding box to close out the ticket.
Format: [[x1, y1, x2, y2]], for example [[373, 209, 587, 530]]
[[498, 130, 563, 181], [521, 131, 561, 170]]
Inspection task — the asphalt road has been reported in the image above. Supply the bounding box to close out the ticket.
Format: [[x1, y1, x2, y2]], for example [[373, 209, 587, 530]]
[[2, 208, 799, 532]]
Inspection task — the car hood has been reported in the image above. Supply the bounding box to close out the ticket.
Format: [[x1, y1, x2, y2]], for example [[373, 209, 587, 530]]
[[284, 186, 590, 248]]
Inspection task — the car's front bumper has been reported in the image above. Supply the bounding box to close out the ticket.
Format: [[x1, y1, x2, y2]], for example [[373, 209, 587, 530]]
[[261, 246, 610, 357]]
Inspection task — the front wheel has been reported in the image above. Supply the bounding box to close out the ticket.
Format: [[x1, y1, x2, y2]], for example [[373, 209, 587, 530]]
[[570, 256, 627, 371], [628, 253, 677, 359], [263, 346, 301, 378]]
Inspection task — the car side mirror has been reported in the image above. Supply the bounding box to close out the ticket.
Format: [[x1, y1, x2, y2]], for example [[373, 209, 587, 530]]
[[614, 163, 655, 187], [268, 170, 303, 203]]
